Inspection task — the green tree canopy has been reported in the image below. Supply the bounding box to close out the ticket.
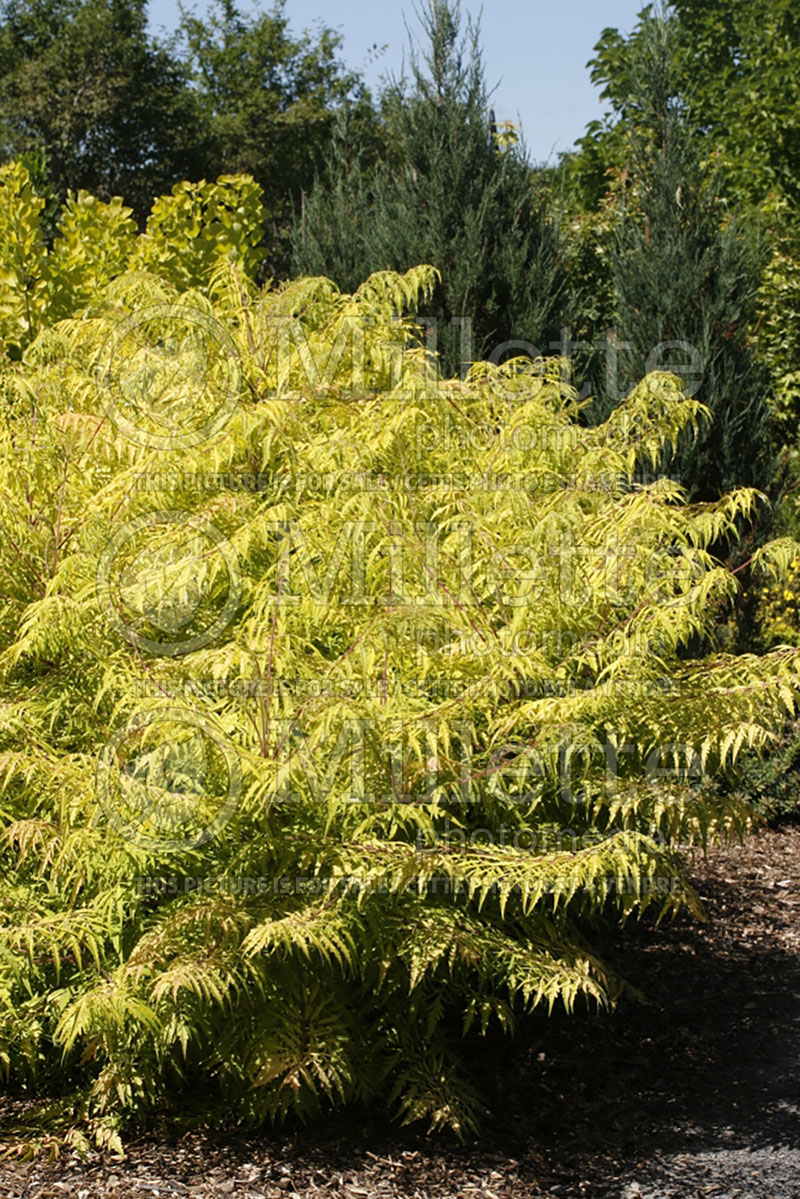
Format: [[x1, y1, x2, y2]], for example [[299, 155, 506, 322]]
[[567, 0, 800, 211], [0, 0, 368, 257], [177, 0, 372, 275], [0, 0, 201, 220]]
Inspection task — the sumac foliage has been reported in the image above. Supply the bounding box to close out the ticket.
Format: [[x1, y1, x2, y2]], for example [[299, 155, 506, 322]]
[[1, 167, 799, 1154]]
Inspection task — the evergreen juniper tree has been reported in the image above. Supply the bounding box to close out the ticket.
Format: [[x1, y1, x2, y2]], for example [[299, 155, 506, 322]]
[[292, 0, 565, 378], [591, 13, 771, 501]]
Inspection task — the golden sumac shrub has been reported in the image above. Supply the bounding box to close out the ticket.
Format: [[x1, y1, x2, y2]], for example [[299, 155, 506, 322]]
[[1, 195, 800, 1152]]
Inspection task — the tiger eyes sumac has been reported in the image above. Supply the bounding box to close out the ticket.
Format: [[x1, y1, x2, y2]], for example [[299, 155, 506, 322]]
[[1, 168, 799, 1150]]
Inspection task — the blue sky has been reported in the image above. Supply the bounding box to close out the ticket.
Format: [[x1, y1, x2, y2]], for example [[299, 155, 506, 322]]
[[147, 1, 649, 164]]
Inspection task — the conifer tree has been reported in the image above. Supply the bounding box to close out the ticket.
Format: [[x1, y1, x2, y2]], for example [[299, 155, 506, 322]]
[[293, 0, 565, 378], [592, 14, 771, 501]]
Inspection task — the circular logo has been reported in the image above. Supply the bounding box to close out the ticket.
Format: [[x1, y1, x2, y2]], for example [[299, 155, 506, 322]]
[[97, 708, 241, 852], [96, 510, 241, 656], [97, 305, 241, 450]]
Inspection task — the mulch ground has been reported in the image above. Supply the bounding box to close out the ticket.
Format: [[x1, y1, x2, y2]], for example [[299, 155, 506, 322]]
[[3, 823, 800, 1199]]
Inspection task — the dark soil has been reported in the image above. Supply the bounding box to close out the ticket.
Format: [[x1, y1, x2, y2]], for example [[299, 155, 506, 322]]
[[3, 824, 800, 1199]]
